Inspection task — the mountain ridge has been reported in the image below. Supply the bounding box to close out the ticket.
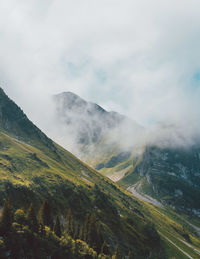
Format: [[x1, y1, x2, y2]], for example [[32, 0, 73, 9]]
[[0, 88, 164, 257], [52, 91, 200, 218], [0, 88, 200, 258]]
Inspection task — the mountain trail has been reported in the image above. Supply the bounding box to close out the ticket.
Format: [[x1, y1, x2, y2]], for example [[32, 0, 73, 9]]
[[127, 185, 163, 208]]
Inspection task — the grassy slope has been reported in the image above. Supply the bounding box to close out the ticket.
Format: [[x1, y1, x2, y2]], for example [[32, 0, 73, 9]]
[[83, 137, 137, 180], [1, 88, 200, 257], [0, 132, 156, 257], [1, 133, 200, 257]]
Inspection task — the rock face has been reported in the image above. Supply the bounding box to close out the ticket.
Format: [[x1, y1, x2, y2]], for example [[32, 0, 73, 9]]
[[121, 145, 200, 214]]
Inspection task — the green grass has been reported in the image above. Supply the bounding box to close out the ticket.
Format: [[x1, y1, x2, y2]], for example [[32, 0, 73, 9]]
[[1, 131, 200, 258], [0, 133, 159, 257], [1, 86, 200, 257]]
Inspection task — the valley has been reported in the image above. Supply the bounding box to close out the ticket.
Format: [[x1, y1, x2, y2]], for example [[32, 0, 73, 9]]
[[0, 88, 199, 258]]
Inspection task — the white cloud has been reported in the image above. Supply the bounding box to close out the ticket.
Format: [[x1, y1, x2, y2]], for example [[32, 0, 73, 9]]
[[0, 0, 200, 144]]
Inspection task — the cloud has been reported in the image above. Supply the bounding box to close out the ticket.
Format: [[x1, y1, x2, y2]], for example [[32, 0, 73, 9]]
[[0, 0, 200, 145]]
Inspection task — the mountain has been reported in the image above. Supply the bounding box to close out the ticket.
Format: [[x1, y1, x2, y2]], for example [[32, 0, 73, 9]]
[[0, 88, 200, 258], [119, 145, 200, 215], [52, 92, 200, 218], [54, 92, 128, 144], [52, 92, 144, 177], [53, 92, 131, 145]]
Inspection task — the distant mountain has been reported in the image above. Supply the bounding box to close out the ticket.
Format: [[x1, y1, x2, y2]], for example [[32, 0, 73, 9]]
[[53, 92, 200, 218], [119, 145, 200, 215], [53, 92, 144, 178], [53, 91, 142, 145]]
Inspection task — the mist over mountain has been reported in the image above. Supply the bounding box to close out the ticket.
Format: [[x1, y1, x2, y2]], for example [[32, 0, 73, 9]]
[[0, 87, 164, 257], [54, 91, 125, 144], [51, 92, 200, 216], [1, 87, 198, 258], [52, 92, 144, 157], [1, 1, 200, 257]]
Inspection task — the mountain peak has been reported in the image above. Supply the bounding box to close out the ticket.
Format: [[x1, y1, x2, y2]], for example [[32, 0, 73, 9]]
[[54, 91, 87, 110], [56, 91, 81, 100]]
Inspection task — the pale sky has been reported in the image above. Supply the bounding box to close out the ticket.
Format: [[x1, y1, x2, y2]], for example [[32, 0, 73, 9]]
[[0, 0, 200, 137]]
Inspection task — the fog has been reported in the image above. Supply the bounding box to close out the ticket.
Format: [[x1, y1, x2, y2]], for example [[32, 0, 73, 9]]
[[1, 0, 200, 151]]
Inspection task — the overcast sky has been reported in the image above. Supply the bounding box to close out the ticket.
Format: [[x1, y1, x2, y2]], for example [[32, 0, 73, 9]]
[[1, 0, 200, 137]]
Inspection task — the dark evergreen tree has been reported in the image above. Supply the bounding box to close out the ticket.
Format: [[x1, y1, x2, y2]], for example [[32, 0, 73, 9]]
[[79, 224, 84, 240], [65, 209, 74, 237], [53, 215, 62, 238], [87, 214, 95, 245], [0, 199, 13, 235], [38, 200, 53, 229], [88, 215, 104, 252], [74, 222, 80, 240], [26, 203, 39, 233], [83, 214, 90, 242], [95, 223, 104, 253]]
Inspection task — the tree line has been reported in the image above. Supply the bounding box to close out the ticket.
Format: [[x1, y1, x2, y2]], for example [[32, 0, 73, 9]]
[[0, 199, 134, 259]]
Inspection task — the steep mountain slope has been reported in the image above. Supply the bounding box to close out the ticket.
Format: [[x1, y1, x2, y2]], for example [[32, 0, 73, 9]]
[[2, 133, 200, 259], [1, 88, 200, 258], [0, 88, 160, 257], [52, 92, 200, 220], [53, 92, 144, 177], [119, 145, 200, 215]]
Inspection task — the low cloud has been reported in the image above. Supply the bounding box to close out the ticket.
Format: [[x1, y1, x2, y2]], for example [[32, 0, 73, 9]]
[[0, 0, 200, 148]]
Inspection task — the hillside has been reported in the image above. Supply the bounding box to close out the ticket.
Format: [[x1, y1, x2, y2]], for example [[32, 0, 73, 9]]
[[52, 92, 145, 180], [52, 92, 200, 220], [2, 132, 200, 258], [0, 88, 200, 258], [119, 145, 200, 215]]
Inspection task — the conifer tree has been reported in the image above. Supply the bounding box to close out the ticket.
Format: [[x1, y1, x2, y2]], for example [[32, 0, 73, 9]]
[[74, 222, 80, 239], [26, 203, 39, 233], [83, 214, 90, 242], [87, 214, 96, 246], [79, 224, 84, 240], [96, 223, 104, 253], [87, 215, 104, 252], [65, 209, 74, 237], [38, 200, 53, 229], [0, 199, 13, 235], [53, 215, 62, 238]]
